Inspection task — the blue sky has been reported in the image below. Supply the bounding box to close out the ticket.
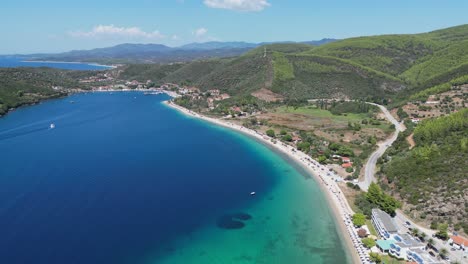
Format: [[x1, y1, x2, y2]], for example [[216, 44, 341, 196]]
[[1, 0, 467, 54]]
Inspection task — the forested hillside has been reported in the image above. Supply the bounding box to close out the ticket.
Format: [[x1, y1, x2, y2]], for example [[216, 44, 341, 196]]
[[380, 109, 468, 234], [119, 24, 468, 103], [303, 24, 468, 87], [0, 68, 92, 115]]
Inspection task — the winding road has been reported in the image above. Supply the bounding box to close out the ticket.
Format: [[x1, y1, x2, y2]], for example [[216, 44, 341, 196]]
[[358, 103, 468, 263], [358, 103, 405, 191]]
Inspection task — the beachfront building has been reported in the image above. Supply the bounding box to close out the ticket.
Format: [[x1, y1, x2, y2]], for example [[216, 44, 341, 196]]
[[377, 236, 441, 263], [407, 248, 444, 264], [376, 239, 395, 253], [371, 208, 398, 239], [390, 234, 442, 263], [389, 234, 424, 258]]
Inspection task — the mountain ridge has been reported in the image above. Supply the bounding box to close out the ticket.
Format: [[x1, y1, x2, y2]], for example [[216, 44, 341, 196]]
[[3, 39, 337, 64]]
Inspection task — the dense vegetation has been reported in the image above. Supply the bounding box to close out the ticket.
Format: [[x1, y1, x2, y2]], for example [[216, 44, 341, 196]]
[[409, 75, 468, 100], [119, 24, 468, 104], [355, 183, 401, 217], [303, 24, 468, 87], [3, 25, 463, 114], [0, 68, 93, 115], [380, 109, 468, 233]]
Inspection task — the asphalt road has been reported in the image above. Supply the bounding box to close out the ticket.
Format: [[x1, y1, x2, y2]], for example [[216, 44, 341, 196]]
[[315, 100, 468, 262], [357, 104, 467, 263], [358, 103, 404, 191]]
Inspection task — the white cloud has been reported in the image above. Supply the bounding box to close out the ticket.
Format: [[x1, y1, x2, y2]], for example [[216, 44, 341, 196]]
[[193, 27, 208, 38], [203, 0, 270, 12], [68, 25, 166, 39]]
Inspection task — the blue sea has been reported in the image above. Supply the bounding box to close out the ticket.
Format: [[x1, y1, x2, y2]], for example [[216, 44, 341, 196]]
[[0, 57, 111, 70], [0, 92, 350, 264]]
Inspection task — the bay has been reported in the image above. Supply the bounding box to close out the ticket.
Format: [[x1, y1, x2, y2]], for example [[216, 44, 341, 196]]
[[0, 92, 349, 263]]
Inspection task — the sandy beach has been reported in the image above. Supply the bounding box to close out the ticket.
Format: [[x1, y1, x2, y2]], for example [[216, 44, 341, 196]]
[[164, 100, 365, 263]]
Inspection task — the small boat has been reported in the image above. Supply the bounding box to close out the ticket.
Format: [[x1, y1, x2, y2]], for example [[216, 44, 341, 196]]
[[250, 192, 256, 196], [50, 123, 55, 129]]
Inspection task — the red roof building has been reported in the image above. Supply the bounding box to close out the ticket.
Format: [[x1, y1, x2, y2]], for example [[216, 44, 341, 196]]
[[451, 235, 468, 247], [342, 162, 353, 168]]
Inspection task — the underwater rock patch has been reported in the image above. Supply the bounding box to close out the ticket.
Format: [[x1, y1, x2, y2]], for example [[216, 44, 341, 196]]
[[216, 213, 252, 230], [231, 213, 252, 221]]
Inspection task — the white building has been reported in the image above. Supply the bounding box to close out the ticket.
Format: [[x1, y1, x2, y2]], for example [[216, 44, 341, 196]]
[[371, 208, 398, 239], [389, 234, 441, 264]]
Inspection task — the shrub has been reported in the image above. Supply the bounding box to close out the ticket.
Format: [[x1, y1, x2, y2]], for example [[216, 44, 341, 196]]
[[352, 213, 366, 227], [266, 129, 275, 137], [362, 237, 376, 248]]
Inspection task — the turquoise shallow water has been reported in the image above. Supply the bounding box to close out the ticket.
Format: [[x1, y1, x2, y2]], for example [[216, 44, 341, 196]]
[[149, 121, 351, 264], [0, 92, 350, 264]]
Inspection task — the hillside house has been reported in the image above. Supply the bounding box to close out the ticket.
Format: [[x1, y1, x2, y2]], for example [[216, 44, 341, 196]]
[[449, 235, 468, 250]]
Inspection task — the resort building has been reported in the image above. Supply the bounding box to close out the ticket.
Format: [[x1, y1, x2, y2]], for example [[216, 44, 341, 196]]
[[376, 239, 395, 253], [389, 234, 425, 259], [407, 248, 444, 264], [371, 208, 398, 239], [398, 234, 443, 264], [377, 236, 442, 264]]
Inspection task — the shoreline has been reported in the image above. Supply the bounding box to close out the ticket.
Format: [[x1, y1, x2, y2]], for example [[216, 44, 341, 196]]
[[163, 100, 363, 264], [0, 90, 363, 262], [21, 60, 116, 69], [0, 89, 175, 119]]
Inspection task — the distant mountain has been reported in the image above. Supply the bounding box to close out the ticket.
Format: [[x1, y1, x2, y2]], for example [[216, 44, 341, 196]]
[[302, 38, 338, 46], [179, 41, 258, 50], [11, 39, 337, 64]]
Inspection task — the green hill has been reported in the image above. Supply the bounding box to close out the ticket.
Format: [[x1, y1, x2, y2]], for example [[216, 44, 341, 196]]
[[2, 25, 466, 113], [301, 25, 468, 86], [380, 109, 468, 234], [118, 24, 468, 102], [400, 40, 468, 84], [269, 53, 404, 99], [302, 34, 440, 76], [0, 68, 90, 115]]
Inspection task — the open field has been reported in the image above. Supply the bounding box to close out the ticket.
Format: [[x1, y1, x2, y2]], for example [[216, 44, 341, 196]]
[[276, 105, 367, 122], [258, 105, 392, 141]]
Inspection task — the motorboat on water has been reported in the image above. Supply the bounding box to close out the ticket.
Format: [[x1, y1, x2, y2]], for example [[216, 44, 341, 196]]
[[50, 123, 55, 129], [250, 192, 256, 196]]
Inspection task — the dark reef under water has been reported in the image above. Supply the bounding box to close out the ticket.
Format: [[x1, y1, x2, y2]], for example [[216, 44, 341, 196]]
[[216, 213, 253, 229]]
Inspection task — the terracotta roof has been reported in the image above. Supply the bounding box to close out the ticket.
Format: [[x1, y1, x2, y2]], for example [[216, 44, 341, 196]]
[[451, 235, 468, 246], [342, 163, 353, 168]]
